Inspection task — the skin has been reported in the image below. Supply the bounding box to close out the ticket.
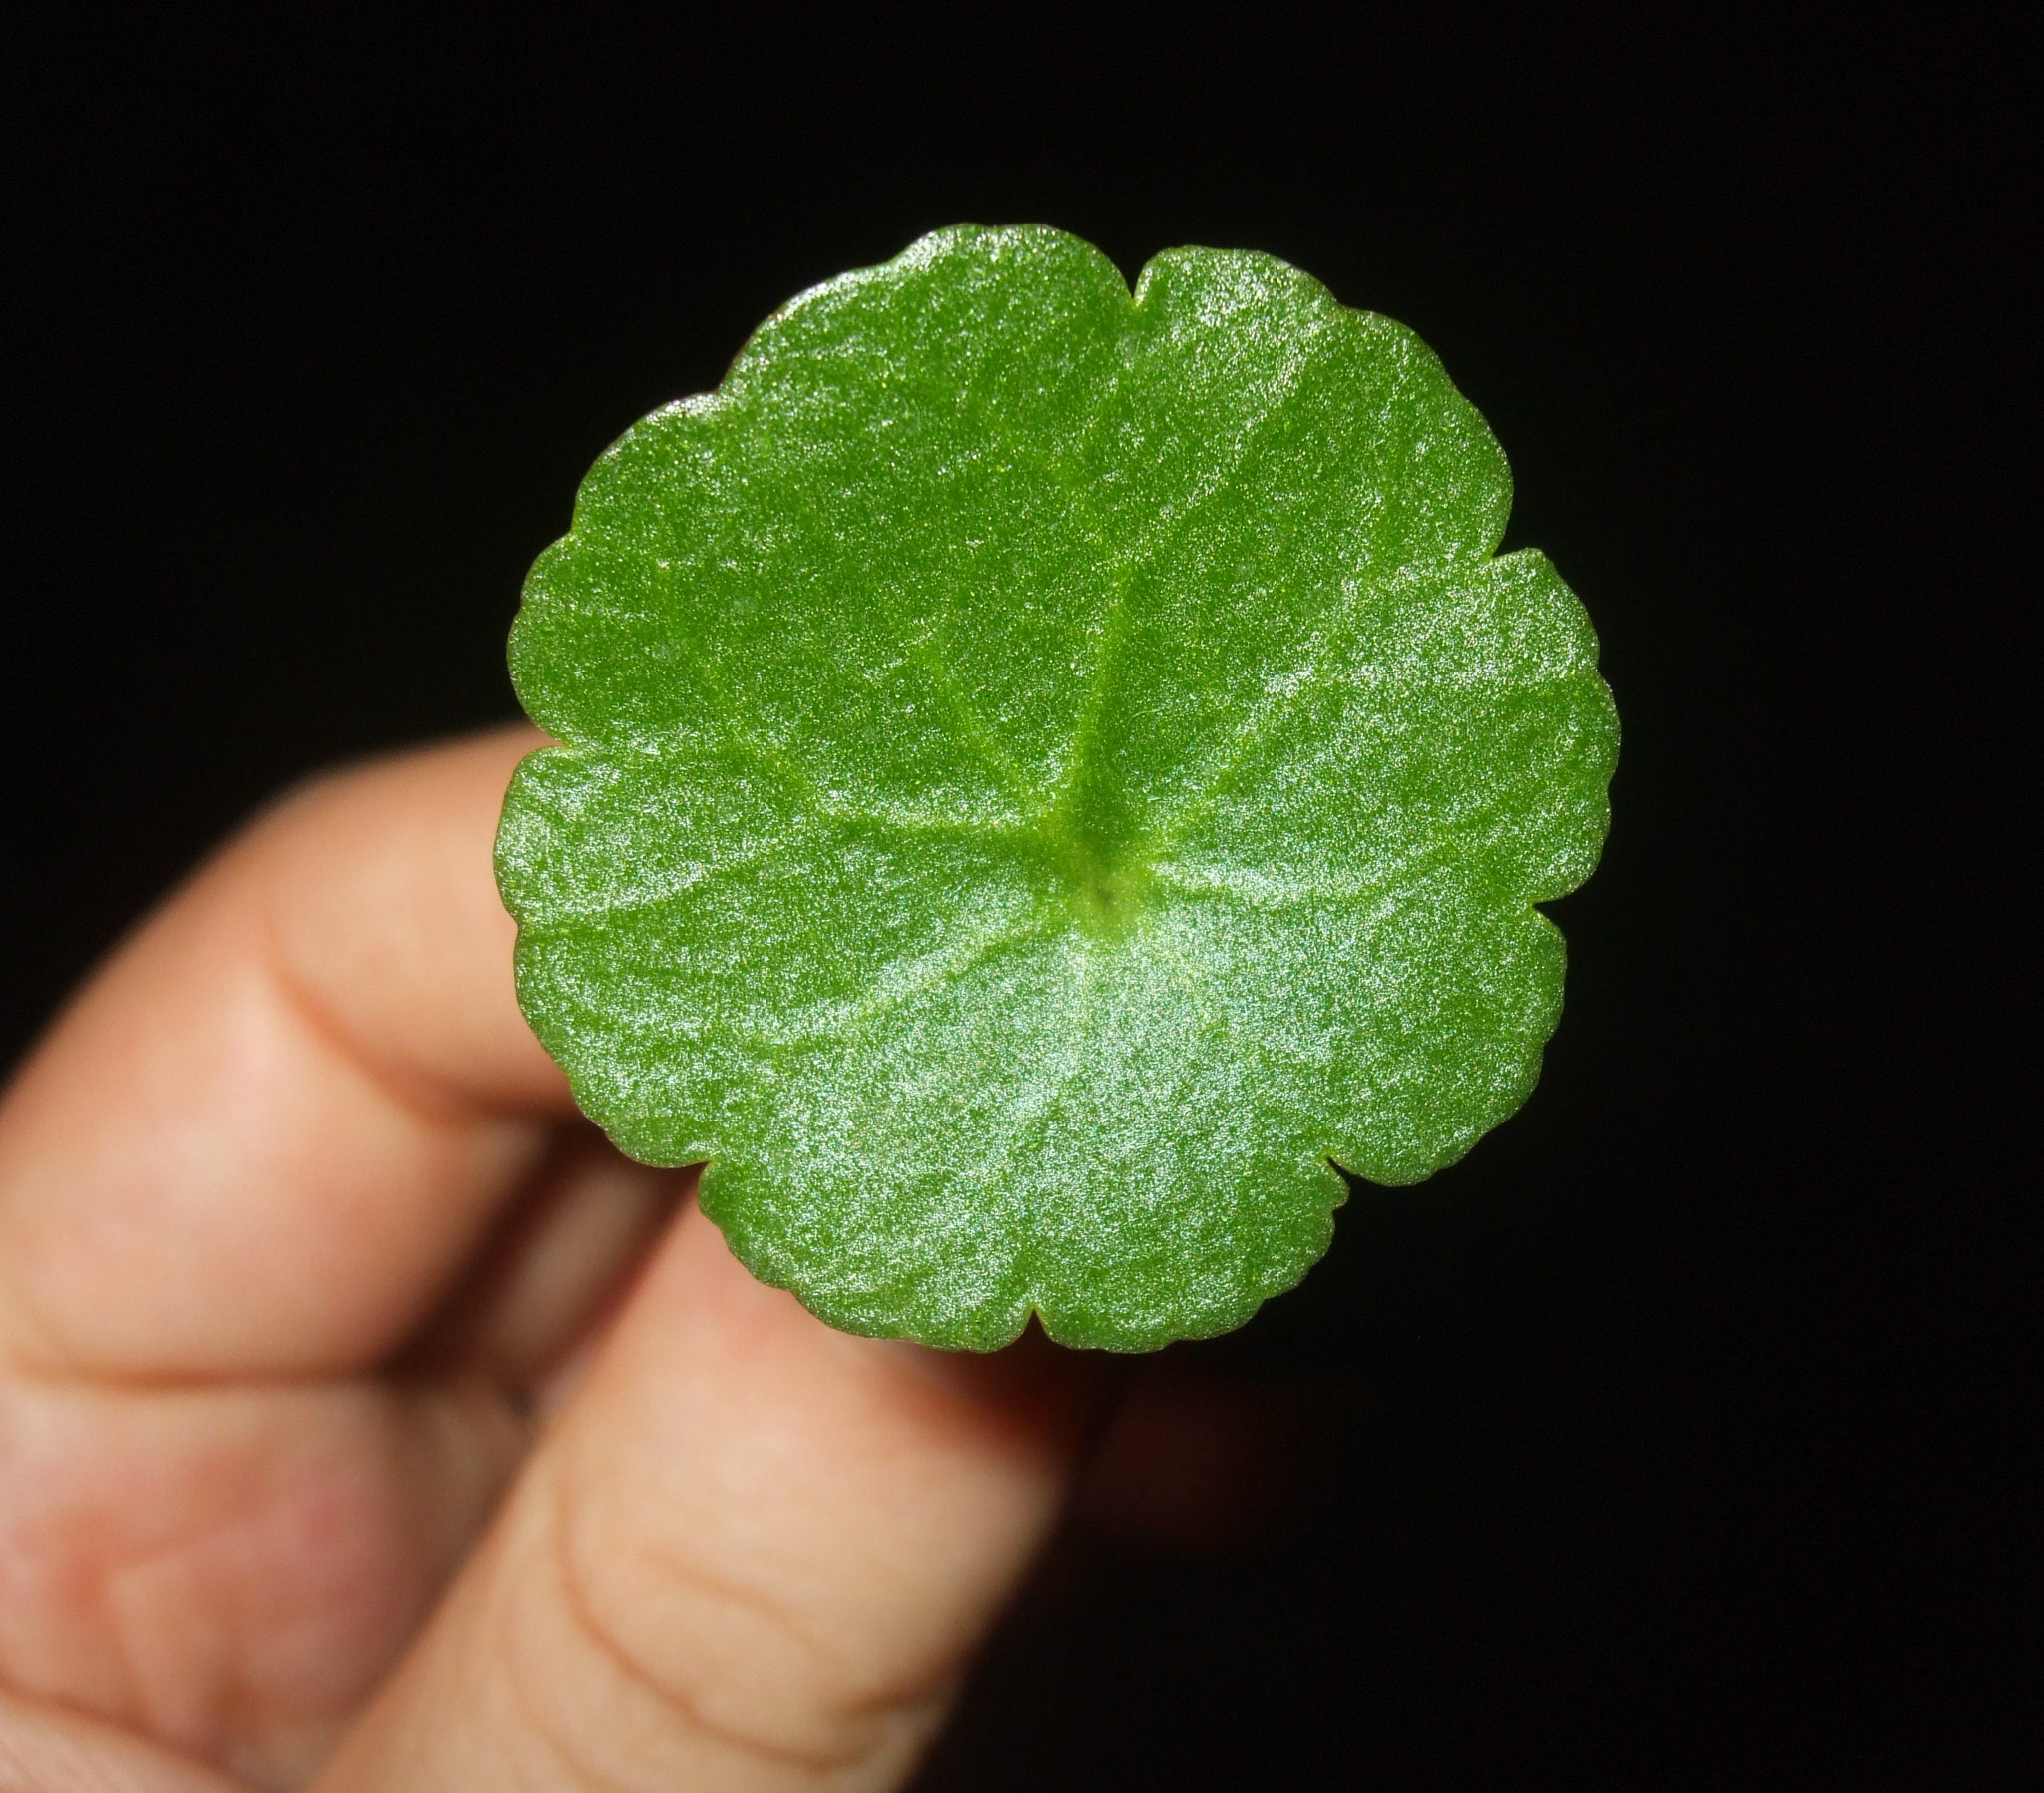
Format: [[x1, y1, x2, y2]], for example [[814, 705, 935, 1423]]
[[0, 727, 1147, 1792]]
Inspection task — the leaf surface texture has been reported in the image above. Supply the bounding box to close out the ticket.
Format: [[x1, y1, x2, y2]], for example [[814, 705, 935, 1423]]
[[498, 225, 1619, 1350]]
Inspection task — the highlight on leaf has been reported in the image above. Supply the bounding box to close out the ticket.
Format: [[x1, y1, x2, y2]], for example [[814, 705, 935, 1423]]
[[496, 224, 1619, 1351]]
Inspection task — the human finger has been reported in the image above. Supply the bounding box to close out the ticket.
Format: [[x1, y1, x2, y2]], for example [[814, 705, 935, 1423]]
[[0, 1371, 524, 1789], [399, 1131, 686, 1400], [0, 1684, 251, 1792], [0, 727, 571, 1381], [316, 1200, 1104, 1792]]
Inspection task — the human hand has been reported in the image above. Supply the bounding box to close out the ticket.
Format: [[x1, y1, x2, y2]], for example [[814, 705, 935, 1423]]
[[0, 727, 1111, 1791]]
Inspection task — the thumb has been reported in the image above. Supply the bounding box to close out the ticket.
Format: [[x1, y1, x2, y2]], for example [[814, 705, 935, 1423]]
[[315, 1193, 1102, 1792]]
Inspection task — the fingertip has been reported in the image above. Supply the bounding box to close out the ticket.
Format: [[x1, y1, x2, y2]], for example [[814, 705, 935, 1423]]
[[0, 726, 581, 1379], [255, 725, 568, 1116]]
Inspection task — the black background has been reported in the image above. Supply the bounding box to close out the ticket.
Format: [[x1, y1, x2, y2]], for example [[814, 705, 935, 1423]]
[[4, 11, 2034, 1787]]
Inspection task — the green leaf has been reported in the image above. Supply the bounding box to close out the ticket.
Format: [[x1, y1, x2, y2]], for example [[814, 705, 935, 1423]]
[[496, 224, 1619, 1352]]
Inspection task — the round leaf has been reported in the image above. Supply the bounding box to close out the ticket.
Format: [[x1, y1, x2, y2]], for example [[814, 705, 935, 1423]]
[[496, 225, 1619, 1351]]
